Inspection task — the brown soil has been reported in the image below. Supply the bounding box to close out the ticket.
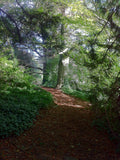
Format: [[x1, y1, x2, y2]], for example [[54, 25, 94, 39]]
[[0, 87, 120, 160]]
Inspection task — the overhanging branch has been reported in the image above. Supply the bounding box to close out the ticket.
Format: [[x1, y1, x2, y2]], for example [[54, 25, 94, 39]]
[[0, 8, 22, 42]]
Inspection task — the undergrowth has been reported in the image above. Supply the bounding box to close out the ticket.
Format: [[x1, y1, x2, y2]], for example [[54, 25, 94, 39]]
[[0, 55, 54, 137], [62, 87, 90, 101]]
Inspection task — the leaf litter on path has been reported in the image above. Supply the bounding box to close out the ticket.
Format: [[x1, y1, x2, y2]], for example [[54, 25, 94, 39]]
[[0, 87, 120, 160]]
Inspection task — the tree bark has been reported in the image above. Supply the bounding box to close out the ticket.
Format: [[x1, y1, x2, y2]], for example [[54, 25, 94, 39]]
[[56, 54, 65, 89], [56, 3, 66, 89], [42, 60, 49, 85]]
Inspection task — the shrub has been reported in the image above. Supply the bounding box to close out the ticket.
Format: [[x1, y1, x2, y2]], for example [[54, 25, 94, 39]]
[[0, 56, 54, 137], [62, 87, 90, 101]]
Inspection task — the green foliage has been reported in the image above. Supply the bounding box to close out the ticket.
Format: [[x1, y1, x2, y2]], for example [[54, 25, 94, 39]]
[[0, 0, 120, 143], [62, 87, 90, 101], [81, 0, 120, 142], [0, 56, 33, 90], [91, 104, 120, 142], [0, 55, 54, 137], [0, 87, 53, 137]]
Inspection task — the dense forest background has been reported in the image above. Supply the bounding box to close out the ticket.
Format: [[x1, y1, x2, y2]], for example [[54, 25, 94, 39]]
[[0, 0, 120, 145]]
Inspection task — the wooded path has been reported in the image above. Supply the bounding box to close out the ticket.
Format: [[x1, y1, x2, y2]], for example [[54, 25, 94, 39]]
[[0, 87, 119, 160]]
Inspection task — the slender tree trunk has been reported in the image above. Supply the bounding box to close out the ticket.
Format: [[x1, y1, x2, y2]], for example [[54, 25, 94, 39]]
[[56, 54, 65, 89], [41, 28, 49, 85], [42, 59, 49, 85], [56, 22, 65, 89]]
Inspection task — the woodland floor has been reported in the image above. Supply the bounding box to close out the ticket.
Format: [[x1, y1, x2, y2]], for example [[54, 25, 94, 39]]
[[0, 87, 120, 160]]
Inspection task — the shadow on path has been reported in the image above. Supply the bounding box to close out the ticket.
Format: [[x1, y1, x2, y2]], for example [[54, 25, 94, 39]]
[[0, 87, 119, 160]]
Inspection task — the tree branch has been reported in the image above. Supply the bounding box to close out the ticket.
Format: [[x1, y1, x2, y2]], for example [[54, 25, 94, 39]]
[[25, 65, 43, 71], [0, 8, 22, 42], [15, 0, 30, 17]]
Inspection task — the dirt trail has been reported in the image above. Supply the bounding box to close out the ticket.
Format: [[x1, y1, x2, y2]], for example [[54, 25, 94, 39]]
[[0, 87, 120, 160]]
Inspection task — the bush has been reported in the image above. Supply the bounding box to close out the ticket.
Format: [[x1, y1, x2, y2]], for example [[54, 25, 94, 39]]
[[0, 56, 54, 137], [0, 85, 54, 138], [62, 87, 90, 101]]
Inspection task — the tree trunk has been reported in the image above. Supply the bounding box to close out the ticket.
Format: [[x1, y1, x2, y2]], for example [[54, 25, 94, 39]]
[[56, 17, 65, 89], [42, 59, 49, 85], [56, 54, 65, 89]]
